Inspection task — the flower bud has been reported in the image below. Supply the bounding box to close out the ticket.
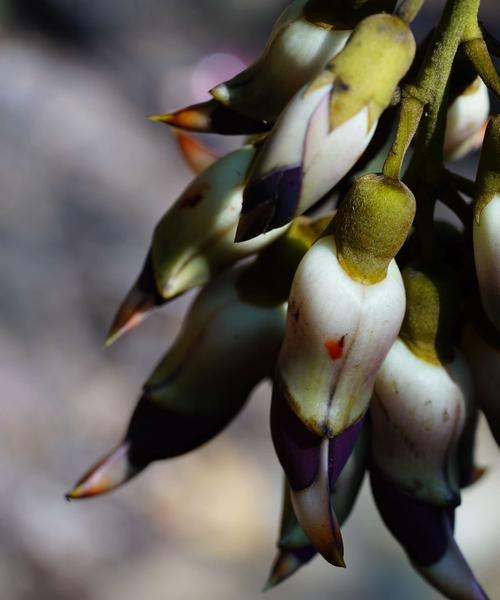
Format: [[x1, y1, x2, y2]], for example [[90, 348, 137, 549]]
[[149, 99, 270, 135], [106, 145, 288, 345], [444, 77, 490, 161], [370, 265, 485, 599], [236, 14, 415, 240], [67, 266, 288, 499], [372, 339, 472, 507], [371, 266, 470, 506], [265, 427, 367, 589], [462, 318, 500, 446], [473, 115, 500, 332], [270, 192, 407, 564], [278, 235, 406, 438], [69, 215, 329, 498], [210, 0, 351, 123]]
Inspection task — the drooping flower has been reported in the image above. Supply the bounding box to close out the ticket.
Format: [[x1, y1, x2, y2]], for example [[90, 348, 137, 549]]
[[67, 216, 326, 498], [473, 115, 500, 332], [265, 425, 367, 589], [271, 174, 414, 566], [370, 264, 486, 599], [235, 14, 415, 241], [106, 145, 288, 345], [210, 0, 351, 123]]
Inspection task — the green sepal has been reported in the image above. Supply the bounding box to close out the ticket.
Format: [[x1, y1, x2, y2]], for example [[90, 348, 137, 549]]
[[400, 264, 460, 365], [308, 14, 415, 130], [332, 174, 415, 283], [474, 114, 500, 222]]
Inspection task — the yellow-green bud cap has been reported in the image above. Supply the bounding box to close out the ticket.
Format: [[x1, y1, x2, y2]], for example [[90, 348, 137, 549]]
[[400, 265, 459, 365], [304, 0, 397, 30], [310, 14, 415, 130], [332, 174, 416, 284], [474, 115, 500, 222]]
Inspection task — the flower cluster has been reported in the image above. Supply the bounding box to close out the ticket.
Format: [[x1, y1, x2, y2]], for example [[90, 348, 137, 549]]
[[68, 1, 499, 598]]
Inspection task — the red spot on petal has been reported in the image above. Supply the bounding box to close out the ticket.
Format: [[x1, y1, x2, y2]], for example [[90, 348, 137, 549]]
[[325, 336, 346, 361]]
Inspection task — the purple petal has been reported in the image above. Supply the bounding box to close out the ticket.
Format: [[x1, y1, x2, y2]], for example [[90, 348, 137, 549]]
[[328, 418, 365, 486], [126, 393, 246, 468], [236, 166, 302, 242], [270, 383, 322, 491], [270, 382, 364, 491], [370, 467, 453, 566]]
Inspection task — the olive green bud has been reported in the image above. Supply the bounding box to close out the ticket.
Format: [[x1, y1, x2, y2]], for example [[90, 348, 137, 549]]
[[315, 13, 416, 130], [473, 114, 500, 222], [333, 174, 416, 284], [399, 265, 460, 365]]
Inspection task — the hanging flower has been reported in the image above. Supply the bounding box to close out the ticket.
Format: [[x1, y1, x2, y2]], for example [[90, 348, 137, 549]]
[[235, 14, 415, 241]]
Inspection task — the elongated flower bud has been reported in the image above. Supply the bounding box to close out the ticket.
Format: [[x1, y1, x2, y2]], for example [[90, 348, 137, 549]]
[[444, 77, 490, 161], [68, 267, 287, 499], [265, 427, 367, 589], [473, 115, 500, 332], [271, 175, 411, 565], [370, 265, 485, 599], [69, 215, 328, 498], [462, 318, 500, 446], [372, 338, 471, 506], [211, 0, 351, 123], [236, 14, 415, 240], [149, 99, 270, 135], [106, 145, 288, 345]]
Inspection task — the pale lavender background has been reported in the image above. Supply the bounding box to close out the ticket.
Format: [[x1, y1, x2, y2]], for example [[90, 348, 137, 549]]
[[0, 1, 499, 599]]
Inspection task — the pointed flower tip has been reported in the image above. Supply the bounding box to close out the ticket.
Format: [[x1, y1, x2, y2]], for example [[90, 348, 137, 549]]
[[210, 83, 229, 103], [262, 549, 309, 591], [147, 113, 173, 124], [105, 286, 161, 347], [67, 443, 136, 500], [148, 106, 210, 131]]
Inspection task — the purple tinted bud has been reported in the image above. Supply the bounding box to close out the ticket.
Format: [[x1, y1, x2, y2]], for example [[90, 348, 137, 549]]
[[370, 467, 452, 566]]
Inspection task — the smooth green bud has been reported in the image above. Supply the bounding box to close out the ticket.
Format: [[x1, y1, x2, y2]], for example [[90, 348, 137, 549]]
[[400, 265, 459, 365], [333, 174, 416, 284]]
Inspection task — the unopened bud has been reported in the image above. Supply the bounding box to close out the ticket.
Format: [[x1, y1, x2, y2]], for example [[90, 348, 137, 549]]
[[236, 14, 415, 240]]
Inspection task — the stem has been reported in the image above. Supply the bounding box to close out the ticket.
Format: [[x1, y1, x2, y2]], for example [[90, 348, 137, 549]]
[[384, 0, 481, 184], [383, 94, 423, 180], [396, 0, 424, 24], [463, 37, 500, 97]]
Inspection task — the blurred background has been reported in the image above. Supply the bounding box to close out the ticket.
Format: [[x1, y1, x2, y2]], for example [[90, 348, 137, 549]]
[[1, 1, 499, 598]]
